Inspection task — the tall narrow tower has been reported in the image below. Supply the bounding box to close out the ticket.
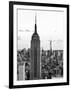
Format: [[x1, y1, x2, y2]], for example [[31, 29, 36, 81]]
[[30, 14, 40, 80], [50, 40, 53, 56]]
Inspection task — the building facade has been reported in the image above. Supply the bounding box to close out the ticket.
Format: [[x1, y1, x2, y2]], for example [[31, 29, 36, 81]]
[[30, 15, 41, 80]]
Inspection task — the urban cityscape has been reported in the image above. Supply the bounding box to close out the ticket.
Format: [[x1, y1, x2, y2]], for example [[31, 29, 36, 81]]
[[17, 45, 63, 80], [17, 15, 63, 81]]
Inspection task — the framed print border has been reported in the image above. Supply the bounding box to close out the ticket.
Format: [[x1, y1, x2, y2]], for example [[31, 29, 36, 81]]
[[9, 1, 69, 89]]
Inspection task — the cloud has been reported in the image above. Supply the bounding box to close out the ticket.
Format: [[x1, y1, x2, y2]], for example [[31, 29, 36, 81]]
[[19, 30, 24, 32], [19, 29, 33, 32], [25, 29, 31, 32]]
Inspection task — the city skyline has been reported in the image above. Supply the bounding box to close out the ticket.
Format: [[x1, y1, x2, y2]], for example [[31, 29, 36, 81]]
[[17, 9, 65, 50]]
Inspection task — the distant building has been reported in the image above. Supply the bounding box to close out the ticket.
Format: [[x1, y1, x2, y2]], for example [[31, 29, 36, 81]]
[[17, 62, 25, 80], [30, 15, 41, 80]]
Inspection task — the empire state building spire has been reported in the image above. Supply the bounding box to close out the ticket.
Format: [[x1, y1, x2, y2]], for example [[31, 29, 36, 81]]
[[34, 13, 37, 34], [31, 13, 40, 80]]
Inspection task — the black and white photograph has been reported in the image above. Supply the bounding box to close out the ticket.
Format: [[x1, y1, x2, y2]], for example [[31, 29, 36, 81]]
[[9, 1, 69, 88]]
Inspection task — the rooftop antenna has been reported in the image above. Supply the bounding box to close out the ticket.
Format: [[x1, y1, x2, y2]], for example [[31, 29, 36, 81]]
[[34, 12, 37, 34]]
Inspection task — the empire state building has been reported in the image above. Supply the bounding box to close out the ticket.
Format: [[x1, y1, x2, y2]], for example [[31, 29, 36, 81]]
[[30, 15, 40, 80]]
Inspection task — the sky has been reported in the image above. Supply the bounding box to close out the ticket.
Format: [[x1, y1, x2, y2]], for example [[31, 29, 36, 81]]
[[17, 8, 65, 50]]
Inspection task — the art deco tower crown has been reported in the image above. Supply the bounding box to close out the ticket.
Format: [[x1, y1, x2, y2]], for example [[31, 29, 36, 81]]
[[32, 14, 39, 40]]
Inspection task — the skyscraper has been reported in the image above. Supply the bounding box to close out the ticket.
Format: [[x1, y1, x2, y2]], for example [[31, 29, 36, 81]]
[[30, 14, 40, 80]]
